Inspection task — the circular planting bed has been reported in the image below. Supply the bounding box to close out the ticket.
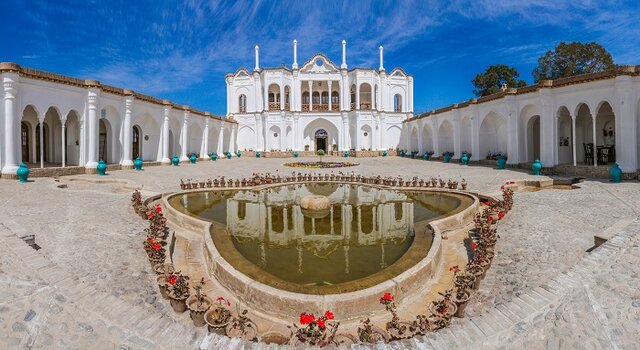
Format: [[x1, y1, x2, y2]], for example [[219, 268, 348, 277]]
[[283, 161, 359, 168]]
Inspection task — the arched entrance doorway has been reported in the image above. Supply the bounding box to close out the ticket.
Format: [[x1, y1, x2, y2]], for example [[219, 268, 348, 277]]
[[99, 119, 110, 162], [21, 122, 30, 162], [132, 125, 141, 159], [315, 129, 328, 152]]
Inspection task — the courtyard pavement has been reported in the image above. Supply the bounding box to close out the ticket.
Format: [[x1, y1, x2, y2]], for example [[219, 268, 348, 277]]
[[0, 156, 638, 349]]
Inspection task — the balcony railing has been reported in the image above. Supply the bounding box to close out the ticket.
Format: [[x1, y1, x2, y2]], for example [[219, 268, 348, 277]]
[[331, 103, 339, 111], [239, 106, 246, 113], [268, 102, 280, 111], [302, 104, 310, 111], [284, 103, 290, 111], [360, 103, 372, 111]]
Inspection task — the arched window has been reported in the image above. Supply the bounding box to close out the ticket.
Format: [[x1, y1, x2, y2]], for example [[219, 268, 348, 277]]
[[312, 91, 320, 105], [331, 91, 339, 105], [238, 94, 247, 113], [302, 91, 310, 104], [321, 91, 329, 104], [374, 85, 378, 109], [268, 93, 275, 103], [350, 84, 356, 110], [394, 94, 402, 112]]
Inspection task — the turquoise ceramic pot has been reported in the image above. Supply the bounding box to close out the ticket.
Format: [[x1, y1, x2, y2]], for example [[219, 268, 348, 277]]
[[134, 157, 143, 171], [532, 159, 542, 175], [610, 163, 622, 183], [461, 153, 469, 165], [496, 156, 506, 170], [210, 153, 217, 161], [236, 151, 241, 158], [293, 151, 298, 158], [172, 156, 180, 166], [226, 152, 232, 159], [382, 150, 387, 157], [17, 163, 29, 183], [443, 153, 451, 163], [97, 160, 107, 175], [189, 154, 197, 164], [343, 151, 349, 157], [256, 151, 261, 158]]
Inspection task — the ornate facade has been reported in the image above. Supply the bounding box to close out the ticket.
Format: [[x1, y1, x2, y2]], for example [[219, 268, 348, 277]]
[[226, 40, 413, 152]]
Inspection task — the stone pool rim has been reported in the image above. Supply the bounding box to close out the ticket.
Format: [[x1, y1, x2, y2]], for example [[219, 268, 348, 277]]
[[163, 182, 480, 320]]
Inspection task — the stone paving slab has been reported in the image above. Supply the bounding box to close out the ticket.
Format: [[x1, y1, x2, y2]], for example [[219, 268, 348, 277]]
[[0, 157, 639, 349]]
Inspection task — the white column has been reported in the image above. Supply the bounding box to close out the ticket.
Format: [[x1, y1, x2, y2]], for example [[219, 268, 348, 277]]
[[180, 107, 190, 161], [328, 80, 333, 111], [308, 81, 313, 111], [85, 87, 99, 168], [470, 109, 480, 161], [39, 120, 44, 168], [230, 124, 237, 154], [202, 117, 210, 160], [254, 45, 260, 71], [356, 84, 360, 110], [292, 40, 298, 69], [571, 115, 577, 166], [453, 110, 461, 159], [217, 126, 224, 155], [161, 102, 171, 164], [342, 113, 349, 151], [2, 72, 19, 175], [280, 83, 285, 111], [293, 114, 300, 151], [341, 40, 347, 69], [379, 46, 385, 71], [61, 120, 66, 167], [592, 114, 597, 167], [122, 93, 134, 166]]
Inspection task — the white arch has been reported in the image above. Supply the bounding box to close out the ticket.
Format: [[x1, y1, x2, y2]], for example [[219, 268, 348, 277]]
[[132, 113, 161, 161], [237, 126, 257, 151], [268, 125, 281, 151], [460, 116, 472, 155], [422, 123, 434, 153], [303, 118, 340, 151], [479, 112, 507, 158], [360, 125, 372, 150], [437, 120, 454, 154], [386, 126, 402, 150], [519, 104, 542, 163]]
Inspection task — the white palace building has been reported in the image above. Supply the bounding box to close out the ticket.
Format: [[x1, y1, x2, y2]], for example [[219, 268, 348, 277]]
[[1, 42, 640, 178], [227, 40, 413, 153]]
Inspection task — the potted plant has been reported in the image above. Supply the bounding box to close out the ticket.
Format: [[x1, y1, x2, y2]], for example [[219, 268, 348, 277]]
[[450, 266, 473, 317], [442, 151, 453, 163], [423, 151, 434, 160], [131, 190, 143, 213], [225, 307, 257, 341], [288, 310, 338, 347], [145, 237, 165, 268], [429, 289, 457, 318], [357, 318, 389, 344], [187, 278, 212, 327], [210, 152, 217, 161], [166, 272, 190, 313], [495, 153, 507, 169], [461, 151, 471, 165], [380, 293, 414, 340], [204, 297, 232, 331]]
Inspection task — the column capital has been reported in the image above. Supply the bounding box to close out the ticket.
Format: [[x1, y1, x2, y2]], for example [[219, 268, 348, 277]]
[[3, 73, 19, 98]]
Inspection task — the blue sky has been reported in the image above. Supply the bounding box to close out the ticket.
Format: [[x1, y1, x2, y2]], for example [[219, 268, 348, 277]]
[[1, 0, 639, 116]]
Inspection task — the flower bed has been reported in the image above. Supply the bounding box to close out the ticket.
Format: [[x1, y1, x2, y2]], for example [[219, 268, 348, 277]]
[[283, 161, 359, 168]]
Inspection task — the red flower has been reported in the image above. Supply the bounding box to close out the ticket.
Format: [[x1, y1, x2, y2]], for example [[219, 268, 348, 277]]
[[147, 237, 155, 244], [498, 212, 505, 219], [152, 243, 162, 250], [500, 185, 504, 190], [299, 312, 315, 325], [155, 205, 162, 213], [324, 310, 334, 320], [380, 293, 394, 303], [147, 212, 155, 219], [439, 307, 447, 315], [487, 216, 493, 222], [449, 265, 460, 272], [471, 242, 477, 251], [317, 319, 326, 330], [167, 274, 177, 285], [484, 201, 491, 206]]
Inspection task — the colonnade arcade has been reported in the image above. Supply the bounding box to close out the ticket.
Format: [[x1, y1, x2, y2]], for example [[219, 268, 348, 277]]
[[407, 99, 623, 169]]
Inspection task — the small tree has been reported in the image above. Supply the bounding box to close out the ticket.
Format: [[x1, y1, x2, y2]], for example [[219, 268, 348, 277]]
[[472, 64, 527, 97], [317, 149, 325, 163], [533, 41, 614, 82]]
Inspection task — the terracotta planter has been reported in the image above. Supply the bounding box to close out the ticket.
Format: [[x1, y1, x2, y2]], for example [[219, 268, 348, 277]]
[[153, 263, 175, 276], [358, 325, 389, 344], [225, 320, 258, 341], [204, 307, 232, 331], [168, 290, 189, 313], [260, 332, 289, 345], [452, 291, 471, 318], [187, 295, 213, 327], [148, 255, 165, 269], [333, 333, 357, 347], [429, 300, 457, 318], [156, 275, 170, 299], [386, 321, 415, 340]]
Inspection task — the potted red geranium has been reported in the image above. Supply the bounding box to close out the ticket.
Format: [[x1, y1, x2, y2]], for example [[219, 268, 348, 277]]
[[204, 297, 232, 331], [186, 278, 213, 327], [288, 310, 339, 347], [166, 272, 190, 313], [379, 292, 414, 340]]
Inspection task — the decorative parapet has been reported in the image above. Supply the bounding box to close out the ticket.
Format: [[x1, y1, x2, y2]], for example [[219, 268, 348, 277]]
[[0, 62, 237, 124], [405, 65, 640, 123]]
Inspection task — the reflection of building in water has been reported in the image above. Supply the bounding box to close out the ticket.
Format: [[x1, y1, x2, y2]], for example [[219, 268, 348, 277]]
[[226, 184, 414, 263]]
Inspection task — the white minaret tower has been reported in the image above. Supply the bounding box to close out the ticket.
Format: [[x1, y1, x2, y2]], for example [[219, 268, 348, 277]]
[[341, 40, 347, 69], [379, 45, 385, 72], [254, 45, 260, 71], [292, 39, 298, 69]]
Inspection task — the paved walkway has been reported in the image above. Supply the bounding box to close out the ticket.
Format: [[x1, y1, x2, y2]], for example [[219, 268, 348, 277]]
[[0, 156, 638, 349]]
